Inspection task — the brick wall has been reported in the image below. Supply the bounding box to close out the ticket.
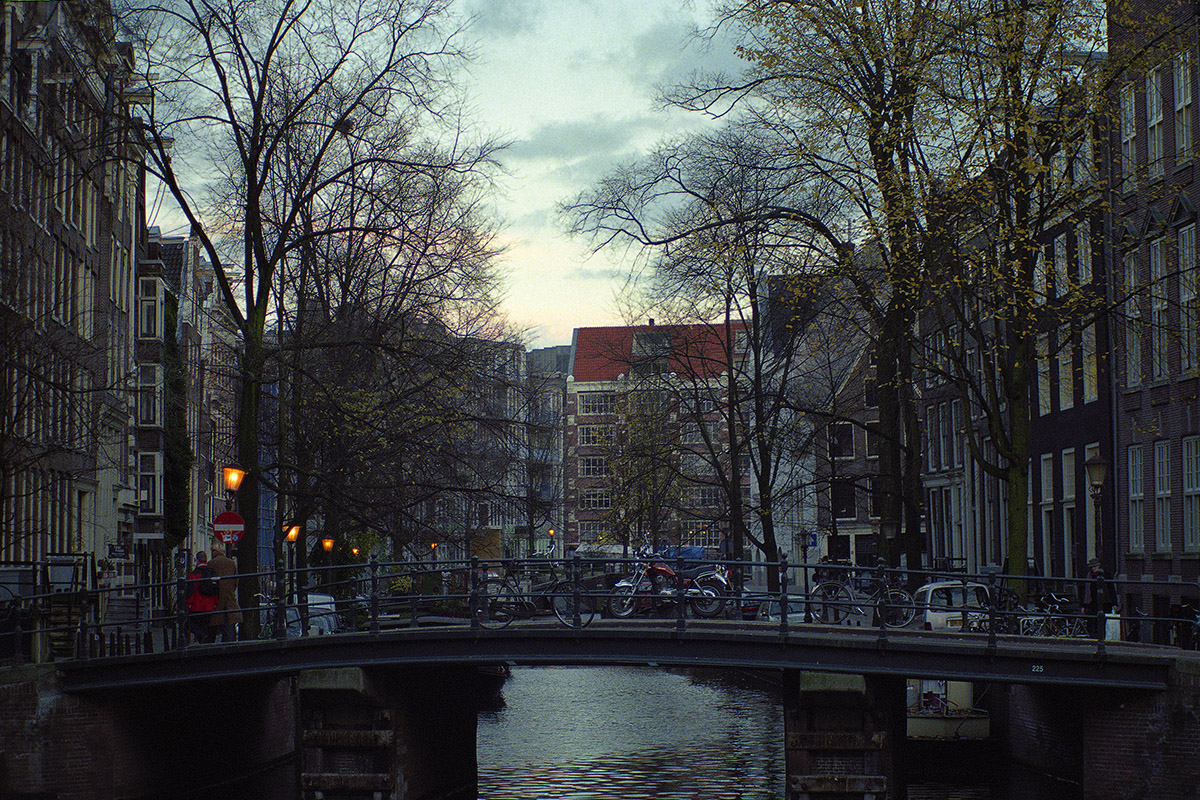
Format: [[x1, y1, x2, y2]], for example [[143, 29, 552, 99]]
[[0, 664, 124, 799], [1084, 665, 1200, 800]]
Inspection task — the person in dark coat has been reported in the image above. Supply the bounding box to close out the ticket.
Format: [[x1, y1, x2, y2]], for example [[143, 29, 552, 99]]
[[208, 543, 242, 642], [1081, 557, 1117, 636], [184, 552, 219, 644]]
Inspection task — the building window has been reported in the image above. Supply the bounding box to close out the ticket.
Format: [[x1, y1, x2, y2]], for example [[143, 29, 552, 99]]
[[579, 457, 608, 478], [1124, 252, 1142, 388], [1082, 324, 1098, 403], [681, 393, 717, 416], [685, 484, 722, 509], [579, 489, 611, 510], [831, 481, 856, 520], [633, 329, 671, 356], [681, 453, 715, 477], [138, 279, 160, 340], [1037, 333, 1051, 415], [1076, 222, 1092, 284], [866, 424, 879, 460], [682, 520, 721, 550], [1182, 224, 1198, 372], [1053, 234, 1068, 298], [1058, 326, 1074, 411], [138, 366, 161, 426], [1155, 440, 1171, 552], [1151, 238, 1168, 380], [578, 520, 609, 545], [829, 422, 854, 460], [927, 403, 940, 470], [681, 421, 716, 445], [1034, 246, 1047, 304], [1184, 436, 1200, 551], [577, 425, 612, 446], [1148, 67, 1164, 180], [1129, 444, 1145, 553], [578, 392, 614, 416], [138, 452, 160, 514], [1176, 50, 1193, 161], [1121, 83, 1137, 183]]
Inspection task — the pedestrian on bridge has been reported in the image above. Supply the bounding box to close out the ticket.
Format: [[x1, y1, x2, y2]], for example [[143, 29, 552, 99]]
[[1082, 558, 1117, 638], [184, 552, 218, 644], [208, 543, 242, 642]]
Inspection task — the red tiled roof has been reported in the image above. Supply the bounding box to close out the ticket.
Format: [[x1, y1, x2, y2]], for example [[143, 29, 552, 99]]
[[571, 323, 745, 383]]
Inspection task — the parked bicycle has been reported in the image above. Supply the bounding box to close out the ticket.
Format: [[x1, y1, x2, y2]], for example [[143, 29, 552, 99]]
[[475, 552, 596, 629], [1019, 593, 1089, 638], [810, 563, 915, 628]]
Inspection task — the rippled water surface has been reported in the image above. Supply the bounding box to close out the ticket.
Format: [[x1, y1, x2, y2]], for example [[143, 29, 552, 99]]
[[477, 666, 785, 799], [476, 667, 1081, 800]]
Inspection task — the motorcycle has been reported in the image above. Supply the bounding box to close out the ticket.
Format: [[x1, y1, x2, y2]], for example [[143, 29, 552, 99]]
[[608, 547, 729, 618]]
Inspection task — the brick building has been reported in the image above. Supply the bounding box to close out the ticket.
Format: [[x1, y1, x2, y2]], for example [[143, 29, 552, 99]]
[[0, 0, 144, 577]]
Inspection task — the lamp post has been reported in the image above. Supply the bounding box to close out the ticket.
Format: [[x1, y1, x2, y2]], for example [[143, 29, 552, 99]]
[[1084, 453, 1109, 568], [321, 536, 335, 592], [221, 464, 247, 510], [284, 525, 300, 604]]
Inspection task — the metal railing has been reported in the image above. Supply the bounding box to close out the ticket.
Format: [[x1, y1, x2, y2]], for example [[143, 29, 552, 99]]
[[2, 553, 1197, 664]]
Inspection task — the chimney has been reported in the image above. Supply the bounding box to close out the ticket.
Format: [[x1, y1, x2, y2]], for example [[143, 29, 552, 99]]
[[648, 318, 655, 327]]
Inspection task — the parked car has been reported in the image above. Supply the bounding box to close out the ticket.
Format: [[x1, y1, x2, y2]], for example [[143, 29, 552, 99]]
[[755, 595, 811, 622], [910, 581, 990, 631], [283, 593, 340, 636]]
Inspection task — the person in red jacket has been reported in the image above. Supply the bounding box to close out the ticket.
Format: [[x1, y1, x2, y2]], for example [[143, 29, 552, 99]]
[[185, 552, 219, 644]]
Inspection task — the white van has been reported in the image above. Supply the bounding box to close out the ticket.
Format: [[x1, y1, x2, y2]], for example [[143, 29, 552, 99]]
[[911, 581, 990, 631]]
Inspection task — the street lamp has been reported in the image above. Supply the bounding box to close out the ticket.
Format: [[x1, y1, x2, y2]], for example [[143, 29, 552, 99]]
[[284, 525, 300, 604], [222, 463, 247, 498], [1084, 453, 1109, 566]]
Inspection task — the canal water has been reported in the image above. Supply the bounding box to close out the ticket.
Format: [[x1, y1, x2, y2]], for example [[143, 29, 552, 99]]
[[476, 666, 1082, 800]]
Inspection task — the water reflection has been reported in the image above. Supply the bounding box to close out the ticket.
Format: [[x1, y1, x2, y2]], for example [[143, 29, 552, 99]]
[[478, 666, 785, 799], [476, 666, 1081, 800]]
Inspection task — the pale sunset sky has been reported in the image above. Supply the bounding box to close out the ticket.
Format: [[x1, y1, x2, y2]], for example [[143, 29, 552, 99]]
[[455, 0, 741, 348]]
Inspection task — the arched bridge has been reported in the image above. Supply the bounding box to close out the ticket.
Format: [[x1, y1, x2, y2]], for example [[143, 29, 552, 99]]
[[58, 617, 1184, 693]]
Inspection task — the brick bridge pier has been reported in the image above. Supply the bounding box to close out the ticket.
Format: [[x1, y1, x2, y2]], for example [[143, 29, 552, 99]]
[[2, 659, 1199, 799]]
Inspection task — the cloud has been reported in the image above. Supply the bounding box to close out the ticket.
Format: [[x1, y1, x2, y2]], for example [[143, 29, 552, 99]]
[[505, 114, 659, 163], [458, 0, 546, 37]]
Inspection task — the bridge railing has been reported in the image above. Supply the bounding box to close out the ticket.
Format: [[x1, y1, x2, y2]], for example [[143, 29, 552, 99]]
[[2, 552, 1197, 663]]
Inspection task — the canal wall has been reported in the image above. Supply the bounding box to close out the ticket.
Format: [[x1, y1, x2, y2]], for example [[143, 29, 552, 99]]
[[991, 656, 1200, 800], [0, 663, 480, 800]]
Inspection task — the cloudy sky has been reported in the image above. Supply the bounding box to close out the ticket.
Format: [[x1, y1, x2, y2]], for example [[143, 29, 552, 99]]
[[453, 0, 743, 348]]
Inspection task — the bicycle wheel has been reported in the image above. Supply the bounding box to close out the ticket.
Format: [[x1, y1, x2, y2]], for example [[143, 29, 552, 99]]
[[550, 581, 596, 628], [881, 587, 915, 628], [810, 582, 853, 624], [476, 578, 518, 629]]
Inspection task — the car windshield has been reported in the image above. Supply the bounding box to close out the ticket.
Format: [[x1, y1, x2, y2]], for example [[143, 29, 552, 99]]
[[929, 586, 988, 610]]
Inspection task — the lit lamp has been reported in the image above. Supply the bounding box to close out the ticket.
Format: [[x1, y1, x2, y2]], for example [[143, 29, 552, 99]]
[[321, 536, 335, 553], [1084, 453, 1109, 566], [222, 464, 247, 510]]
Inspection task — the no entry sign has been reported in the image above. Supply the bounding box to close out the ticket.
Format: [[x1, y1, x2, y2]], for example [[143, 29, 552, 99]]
[[213, 510, 245, 543]]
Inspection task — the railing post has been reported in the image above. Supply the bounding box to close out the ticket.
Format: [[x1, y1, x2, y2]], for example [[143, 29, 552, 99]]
[[676, 549, 687, 634], [369, 554, 380, 634], [470, 557, 480, 631], [176, 573, 188, 650], [986, 570, 998, 650], [875, 563, 888, 648], [778, 554, 789, 637], [573, 552, 583, 629], [1095, 604, 1107, 657]]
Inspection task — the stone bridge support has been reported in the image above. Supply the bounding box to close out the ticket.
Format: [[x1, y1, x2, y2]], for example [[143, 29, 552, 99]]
[[0, 663, 483, 799], [991, 658, 1200, 799], [782, 671, 906, 800]]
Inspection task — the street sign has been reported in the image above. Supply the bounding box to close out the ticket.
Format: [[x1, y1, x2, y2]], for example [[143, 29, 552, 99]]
[[213, 510, 245, 543]]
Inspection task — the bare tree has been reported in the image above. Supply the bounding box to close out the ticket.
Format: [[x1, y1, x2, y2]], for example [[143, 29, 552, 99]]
[[119, 0, 502, 626]]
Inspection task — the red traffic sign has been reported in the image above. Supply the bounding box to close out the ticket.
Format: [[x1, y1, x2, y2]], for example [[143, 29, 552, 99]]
[[213, 511, 245, 543]]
